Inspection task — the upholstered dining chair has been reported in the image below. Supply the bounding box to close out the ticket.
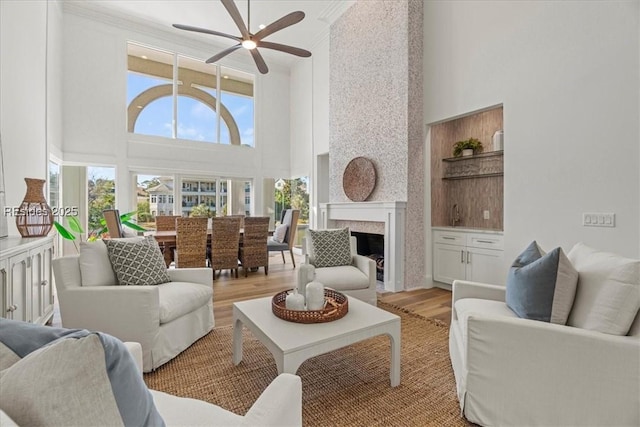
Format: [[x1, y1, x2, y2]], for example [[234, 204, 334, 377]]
[[209, 216, 242, 279], [174, 217, 208, 268], [103, 209, 124, 238], [239, 216, 270, 277], [267, 209, 300, 268], [155, 215, 182, 266]]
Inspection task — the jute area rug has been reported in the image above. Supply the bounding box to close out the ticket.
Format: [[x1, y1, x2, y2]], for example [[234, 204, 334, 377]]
[[144, 302, 470, 427]]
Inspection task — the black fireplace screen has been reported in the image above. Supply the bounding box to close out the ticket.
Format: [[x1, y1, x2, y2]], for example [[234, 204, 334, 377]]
[[351, 231, 384, 282]]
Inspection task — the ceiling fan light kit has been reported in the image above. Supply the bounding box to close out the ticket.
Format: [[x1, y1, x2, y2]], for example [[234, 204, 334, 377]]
[[173, 0, 312, 74]]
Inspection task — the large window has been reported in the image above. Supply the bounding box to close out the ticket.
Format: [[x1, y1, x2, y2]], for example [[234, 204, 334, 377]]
[[127, 43, 255, 147], [274, 177, 309, 248], [134, 174, 175, 230], [87, 167, 116, 236]]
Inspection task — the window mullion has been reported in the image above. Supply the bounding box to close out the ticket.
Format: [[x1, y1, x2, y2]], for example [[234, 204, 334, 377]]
[[216, 65, 221, 144], [172, 53, 178, 139]]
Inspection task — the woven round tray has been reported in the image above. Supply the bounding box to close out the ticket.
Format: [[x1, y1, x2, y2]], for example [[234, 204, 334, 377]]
[[272, 289, 349, 323]]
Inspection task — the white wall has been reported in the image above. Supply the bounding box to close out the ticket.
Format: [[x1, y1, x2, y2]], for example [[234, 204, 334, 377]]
[[424, 0, 640, 263], [290, 58, 313, 177], [61, 8, 292, 214], [311, 36, 330, 228], [0, 0, 53, 236]]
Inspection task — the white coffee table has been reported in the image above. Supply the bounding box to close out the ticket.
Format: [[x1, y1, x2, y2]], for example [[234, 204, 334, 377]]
[[232, 296, 401, 386]]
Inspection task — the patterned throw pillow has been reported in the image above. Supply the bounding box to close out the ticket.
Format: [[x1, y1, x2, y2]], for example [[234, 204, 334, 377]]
[[104, 237, 171, 286], [308, 228, 352, 268]]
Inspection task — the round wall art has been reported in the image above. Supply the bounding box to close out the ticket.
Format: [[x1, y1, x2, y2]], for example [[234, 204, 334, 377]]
[[342, 157, 376, 202]]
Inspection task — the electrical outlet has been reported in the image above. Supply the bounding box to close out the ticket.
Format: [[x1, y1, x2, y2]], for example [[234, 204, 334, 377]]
[[483, 210, 490, 220], [583, 213, 615, 227]]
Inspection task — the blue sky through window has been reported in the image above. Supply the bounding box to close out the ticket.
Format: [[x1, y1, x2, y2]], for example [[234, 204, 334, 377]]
[[127, 72, 254, 146]]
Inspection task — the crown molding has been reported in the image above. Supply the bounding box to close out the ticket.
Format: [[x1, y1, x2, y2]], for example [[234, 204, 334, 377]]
[[61, 1, 291, 74], [317, 0, 356, 25], [309, 1, 354, 50]]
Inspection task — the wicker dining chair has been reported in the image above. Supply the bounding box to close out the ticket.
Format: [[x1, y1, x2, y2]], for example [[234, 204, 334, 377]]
[[239, 216, 270, 277], [174, 217, 209, 268], [208, 216, 242, 279], [155, 215, 182, 267], [226, 214, 245, 229]]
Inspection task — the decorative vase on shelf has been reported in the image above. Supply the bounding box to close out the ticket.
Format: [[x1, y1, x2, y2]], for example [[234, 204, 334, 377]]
[[285, 288, 305, 311], [15, 178, 53, 237], [462, 148, 474, 157], [306, 281, 325, 311], [297, 254, 315, 302]]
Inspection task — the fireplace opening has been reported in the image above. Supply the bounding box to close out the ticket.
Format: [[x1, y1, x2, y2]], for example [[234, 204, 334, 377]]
[[351, 231, 384, 282]]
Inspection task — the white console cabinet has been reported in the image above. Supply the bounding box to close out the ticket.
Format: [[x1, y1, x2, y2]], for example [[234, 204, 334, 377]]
[[0, 236, 54, 324], [433, 228, 505, 286]]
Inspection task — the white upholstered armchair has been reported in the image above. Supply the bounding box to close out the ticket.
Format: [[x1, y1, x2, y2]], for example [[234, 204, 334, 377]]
[[53, 249, 214, 372], [304, 235, 377, 305], [449, 243, 640, 426]]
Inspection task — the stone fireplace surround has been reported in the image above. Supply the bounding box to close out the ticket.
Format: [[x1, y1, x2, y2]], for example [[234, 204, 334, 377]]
[[319, 202, 406, 292]]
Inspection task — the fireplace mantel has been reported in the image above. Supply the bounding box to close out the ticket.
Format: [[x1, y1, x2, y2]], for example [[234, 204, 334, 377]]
[[319, 202, 406, 292]]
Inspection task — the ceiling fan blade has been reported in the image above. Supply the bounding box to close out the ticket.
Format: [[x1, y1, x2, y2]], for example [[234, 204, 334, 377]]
[[205, 44, 242, 64], [172, 24, 241, 42], [254, 11, 305, 41], [258, 41, 311, 58], [220, 0, 250, 40], [250, 49, 269, 74]]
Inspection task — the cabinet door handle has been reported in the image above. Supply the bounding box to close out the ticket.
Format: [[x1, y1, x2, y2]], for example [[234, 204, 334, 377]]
[[41, 280, 48, 287], [461, 250, 465, 263], [467, 251, 471, 264], [442, 236, 455, 240], [476, 239, 494, 244], [0, 268, 6, 284], [7, 304, 17, 313]]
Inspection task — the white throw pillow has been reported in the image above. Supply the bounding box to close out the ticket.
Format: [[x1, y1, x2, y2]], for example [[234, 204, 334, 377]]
[[567, 242, 640, 335], [79, 241, 118, 286], [272, 224, 288, 243], [79, 237, 144, 287]]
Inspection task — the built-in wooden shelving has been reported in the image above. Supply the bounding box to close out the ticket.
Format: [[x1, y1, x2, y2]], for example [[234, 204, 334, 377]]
[[442, 150, 503, 180]]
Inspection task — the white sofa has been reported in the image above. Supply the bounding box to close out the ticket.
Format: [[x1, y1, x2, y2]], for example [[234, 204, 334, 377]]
[[125, 342, 303, 427], [450, 277, 640, 426], [304, 236, 377, 305], [53, 255, 214, 372], [0, 341, 302, 427]]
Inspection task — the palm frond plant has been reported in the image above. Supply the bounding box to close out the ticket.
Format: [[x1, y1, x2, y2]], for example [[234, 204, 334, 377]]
[[54, 211, 146, 252]]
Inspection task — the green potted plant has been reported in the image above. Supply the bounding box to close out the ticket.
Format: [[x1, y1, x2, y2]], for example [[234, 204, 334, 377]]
[[54, 211, 146, 252], [453, 137, 484, 157]]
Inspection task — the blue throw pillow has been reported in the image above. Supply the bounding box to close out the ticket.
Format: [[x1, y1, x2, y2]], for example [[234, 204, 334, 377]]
[[506, 241, 578, 324]]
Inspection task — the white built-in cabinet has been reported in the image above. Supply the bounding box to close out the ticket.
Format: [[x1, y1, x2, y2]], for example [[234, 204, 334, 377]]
[[0, 236, 54, 324], [433, 228, 505, 286]]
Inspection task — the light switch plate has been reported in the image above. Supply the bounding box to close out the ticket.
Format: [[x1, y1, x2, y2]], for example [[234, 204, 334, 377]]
[[583, 212, 615, 227]]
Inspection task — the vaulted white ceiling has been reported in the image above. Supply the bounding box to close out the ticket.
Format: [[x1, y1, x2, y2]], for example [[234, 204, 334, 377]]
[[69, 0, 354, 66]]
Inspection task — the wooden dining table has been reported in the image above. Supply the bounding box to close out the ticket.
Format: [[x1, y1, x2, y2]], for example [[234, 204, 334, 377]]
[[147, 228, 273, 266]]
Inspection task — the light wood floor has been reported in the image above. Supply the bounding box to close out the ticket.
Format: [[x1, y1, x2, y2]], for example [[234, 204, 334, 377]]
[[213, 252, 453, 327], [52, 252, 453, 328]]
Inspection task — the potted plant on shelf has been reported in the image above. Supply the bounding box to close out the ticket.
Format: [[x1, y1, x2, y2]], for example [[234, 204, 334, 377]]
[[453, 138, 484, 157]]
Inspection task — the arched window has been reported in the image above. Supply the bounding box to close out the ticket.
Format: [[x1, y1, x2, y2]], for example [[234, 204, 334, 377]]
[[127, 43, 254, 147]]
